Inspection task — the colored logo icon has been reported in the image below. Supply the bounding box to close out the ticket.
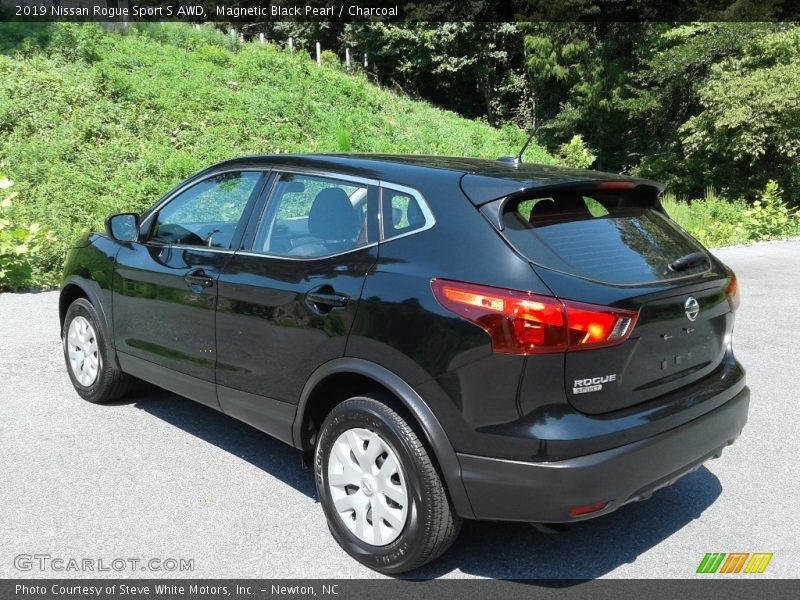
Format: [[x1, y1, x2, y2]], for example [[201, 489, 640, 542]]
[[697, 553, 773, 574]]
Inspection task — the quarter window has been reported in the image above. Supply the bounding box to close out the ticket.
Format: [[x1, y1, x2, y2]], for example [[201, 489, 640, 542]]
[[382, 188, 428, 240], [150, 171, 261, 249], [253, 173, 370, 257]]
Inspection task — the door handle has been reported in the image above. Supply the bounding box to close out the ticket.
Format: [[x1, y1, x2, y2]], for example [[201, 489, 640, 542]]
[[306, 292, 349, 308], [184, 269, 214, 289], [306, 285, 349, 315]]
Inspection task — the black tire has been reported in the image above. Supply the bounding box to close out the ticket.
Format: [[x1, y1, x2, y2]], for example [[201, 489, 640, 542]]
[[62, 297, 133, 404], [314, 395, 461, 574]]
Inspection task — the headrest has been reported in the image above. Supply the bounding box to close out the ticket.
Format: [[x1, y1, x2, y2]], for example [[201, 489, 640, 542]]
[[308, 188, 360, 241]]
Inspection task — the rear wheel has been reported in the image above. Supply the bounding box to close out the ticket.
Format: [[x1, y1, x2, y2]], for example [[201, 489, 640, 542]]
[[62, 298, 133, 403], [314, 395, 461, 573]]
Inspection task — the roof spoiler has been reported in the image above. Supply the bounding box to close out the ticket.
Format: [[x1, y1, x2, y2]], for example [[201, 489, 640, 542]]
[[461, 173, 666, 206], [476, 179, 667, 232]]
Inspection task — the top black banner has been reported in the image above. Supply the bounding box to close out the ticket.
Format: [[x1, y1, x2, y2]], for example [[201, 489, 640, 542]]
[[2, 0, 800, 22]]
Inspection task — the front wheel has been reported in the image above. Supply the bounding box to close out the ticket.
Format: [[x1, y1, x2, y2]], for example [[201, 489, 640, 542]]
[[314, 395, 461, 574], [62, 298, 133, 403]]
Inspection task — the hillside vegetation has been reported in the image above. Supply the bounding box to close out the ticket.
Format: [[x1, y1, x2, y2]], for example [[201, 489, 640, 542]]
[[0, 23, 553, 289], [316, 21, 800, 202]]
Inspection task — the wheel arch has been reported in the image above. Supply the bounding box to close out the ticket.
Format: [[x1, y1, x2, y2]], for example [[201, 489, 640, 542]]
[[59, 278, 116, 369], [294, 357, 474, 518]]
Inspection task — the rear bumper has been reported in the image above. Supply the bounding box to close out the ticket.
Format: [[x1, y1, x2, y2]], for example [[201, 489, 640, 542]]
[[457, 386, 749, 523]]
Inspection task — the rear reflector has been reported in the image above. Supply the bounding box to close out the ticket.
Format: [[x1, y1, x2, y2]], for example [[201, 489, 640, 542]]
[[569, 501, 609, 517], [431, 279, 639, 355], [726, 271, 740, 312]]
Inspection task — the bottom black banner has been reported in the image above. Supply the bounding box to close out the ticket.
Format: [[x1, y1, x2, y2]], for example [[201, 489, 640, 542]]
[[3, 579, 799, 600]]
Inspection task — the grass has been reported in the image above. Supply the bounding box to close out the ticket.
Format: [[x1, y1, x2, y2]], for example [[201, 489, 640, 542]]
[[661, 183, 800, 248], [660, 188, 748, 245], [0, 22, 555, 287]]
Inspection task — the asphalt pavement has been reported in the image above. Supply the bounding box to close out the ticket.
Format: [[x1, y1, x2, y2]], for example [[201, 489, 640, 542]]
[[1, 240, 798, 579]]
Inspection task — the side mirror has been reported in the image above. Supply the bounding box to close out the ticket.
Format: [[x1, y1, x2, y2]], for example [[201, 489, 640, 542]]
[[106, 213, 139, 243]]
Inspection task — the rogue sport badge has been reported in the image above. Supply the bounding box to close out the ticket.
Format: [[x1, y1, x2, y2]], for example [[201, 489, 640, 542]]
[[684, 296, 700, 321]]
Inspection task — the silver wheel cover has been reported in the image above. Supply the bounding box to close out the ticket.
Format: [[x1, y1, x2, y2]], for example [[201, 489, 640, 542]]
[[66, 315, 100, 387], [327, 427, 410, 546]]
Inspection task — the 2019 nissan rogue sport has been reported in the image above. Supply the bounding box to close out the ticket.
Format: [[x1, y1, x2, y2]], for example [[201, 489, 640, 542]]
[[60, 154, 749, 573]]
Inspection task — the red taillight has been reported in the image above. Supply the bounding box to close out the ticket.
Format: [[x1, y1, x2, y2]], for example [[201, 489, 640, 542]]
[[726, 272, 740, 312], [431, 279, 639, 355], [569, 501, 609, 517]]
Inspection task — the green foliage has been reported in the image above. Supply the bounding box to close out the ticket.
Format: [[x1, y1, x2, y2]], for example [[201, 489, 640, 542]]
[[742, 181, 800, 240], [335, 126, 352, 152], [522, 22, 647, 172], [49, 22, 106, 63], [625, 23, 799, 200], [196, 44, 232, 66], [124, 23, 240, 52], [677, 28, 800, 200], [661, 181, 799, 248], [520, 22, 800, 201], [662, 189, 748, 248], [319, 49, 341, 69], [0, 22, 53, 55], [556, 134, 596, 169], [100, 21, 800, 209], [343, 22, 528, 125], [256, 22, 343, 54], [0, 23, 554, 289], [0, 176, 53, 291]]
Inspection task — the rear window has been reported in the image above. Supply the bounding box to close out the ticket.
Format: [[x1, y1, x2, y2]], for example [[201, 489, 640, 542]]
[[501, 191, 709, 285]]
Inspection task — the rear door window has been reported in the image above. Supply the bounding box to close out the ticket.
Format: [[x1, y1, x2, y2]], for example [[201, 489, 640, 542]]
[[502, 191, 709, 285], [252, 173, 371, 258]]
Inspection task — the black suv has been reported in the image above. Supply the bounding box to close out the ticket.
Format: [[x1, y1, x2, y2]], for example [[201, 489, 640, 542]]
[[60, 154, 748, 573]]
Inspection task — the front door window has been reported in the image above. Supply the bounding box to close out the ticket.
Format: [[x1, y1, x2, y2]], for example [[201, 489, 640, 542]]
[[150, 171, 262, 249]]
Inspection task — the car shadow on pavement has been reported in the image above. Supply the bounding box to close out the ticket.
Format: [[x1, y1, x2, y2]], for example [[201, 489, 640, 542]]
[[111, 386, 722, 580], [112, 387, 317, 499], [413, 466, 722, 580]]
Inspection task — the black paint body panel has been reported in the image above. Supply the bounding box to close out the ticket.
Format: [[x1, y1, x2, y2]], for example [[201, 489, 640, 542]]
[[215, 245, 377, 403], [59, 154, 749, 523], [459, 385, 749, 522]]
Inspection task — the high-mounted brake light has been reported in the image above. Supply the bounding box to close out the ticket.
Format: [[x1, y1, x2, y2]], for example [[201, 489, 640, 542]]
[[725, 272, 740, 312], [595, 181, 636, 190], [431, 280, 639, 355]]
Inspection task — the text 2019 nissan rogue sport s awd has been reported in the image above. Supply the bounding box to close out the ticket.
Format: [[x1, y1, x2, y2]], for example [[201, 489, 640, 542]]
[[60, 154, 748, 573]]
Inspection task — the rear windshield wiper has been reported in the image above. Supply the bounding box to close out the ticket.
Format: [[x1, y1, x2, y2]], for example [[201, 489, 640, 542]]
[[669, 252, 709, 272]]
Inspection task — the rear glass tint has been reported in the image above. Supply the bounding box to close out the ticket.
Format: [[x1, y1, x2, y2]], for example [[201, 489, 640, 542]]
[[502, 191, 708, 285]]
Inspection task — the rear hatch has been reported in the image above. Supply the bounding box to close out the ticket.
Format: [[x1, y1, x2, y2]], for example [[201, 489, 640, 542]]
[[495, 182, 736, 414]]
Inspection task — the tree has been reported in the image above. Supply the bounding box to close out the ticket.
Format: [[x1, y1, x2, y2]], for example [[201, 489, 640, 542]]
[[521, 22, 647, 170], [626, 22, 796, 199], [342, 23, 529, 125], [678, 26, 800, 199]]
